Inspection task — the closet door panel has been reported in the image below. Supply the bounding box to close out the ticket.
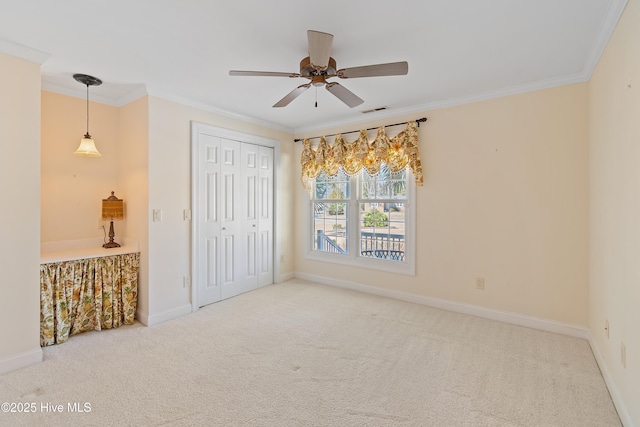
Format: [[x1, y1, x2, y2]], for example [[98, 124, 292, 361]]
[[239, 143, 259, 292], [258, 146, 274, 286], [220, 139, 243, 300], [198, 135, 222, 306]]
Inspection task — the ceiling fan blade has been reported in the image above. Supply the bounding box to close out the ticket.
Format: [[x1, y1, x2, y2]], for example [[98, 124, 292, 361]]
[[338, 61, 408, 78], [229, 70, 300, 77], [325, 82, 364, 108], [273, 83, 311, 107], [307, 30, 333, 69]]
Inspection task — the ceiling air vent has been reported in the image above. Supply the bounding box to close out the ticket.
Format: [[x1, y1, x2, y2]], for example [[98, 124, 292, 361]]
[[362, 106, 388, 114]]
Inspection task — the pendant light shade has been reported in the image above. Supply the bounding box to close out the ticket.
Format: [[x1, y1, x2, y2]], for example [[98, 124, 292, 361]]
[[73, 73, 103, 157], [74, 133, 101, 157]]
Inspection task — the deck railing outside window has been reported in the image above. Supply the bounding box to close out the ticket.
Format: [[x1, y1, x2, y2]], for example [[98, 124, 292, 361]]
[[359, 231, 405, 261], [316, 229, 405, 261]]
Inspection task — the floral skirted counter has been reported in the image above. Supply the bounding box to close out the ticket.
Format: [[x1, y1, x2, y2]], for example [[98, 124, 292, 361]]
[[39, 239, 140, 347]]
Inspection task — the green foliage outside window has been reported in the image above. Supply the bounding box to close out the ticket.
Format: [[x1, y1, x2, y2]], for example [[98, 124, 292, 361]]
[[327, 187, 346, 215], [363, 209, 388, 227]]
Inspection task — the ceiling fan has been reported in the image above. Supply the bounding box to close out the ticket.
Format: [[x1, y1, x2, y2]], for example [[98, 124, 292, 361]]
[[229, 30, 409, 108]]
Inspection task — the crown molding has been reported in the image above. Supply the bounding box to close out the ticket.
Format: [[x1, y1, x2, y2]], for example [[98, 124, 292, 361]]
[[115, 85, 149, 106], [40, 79, 293, 134], [293, 71, 588, 136], [0, 38, 49, 64], [41, 80, 147, 107], [293, 0, 627, 136], [581, 0, 628, 81], [144, 86, 294, 134], [35, 0, 626, 137]]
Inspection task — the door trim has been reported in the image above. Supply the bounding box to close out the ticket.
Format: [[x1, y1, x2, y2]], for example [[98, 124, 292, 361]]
[[191, 122, 281, 312]]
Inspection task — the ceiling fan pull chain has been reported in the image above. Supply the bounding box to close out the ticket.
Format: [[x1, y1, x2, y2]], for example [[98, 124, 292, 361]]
[[315, 86, 318, 108]]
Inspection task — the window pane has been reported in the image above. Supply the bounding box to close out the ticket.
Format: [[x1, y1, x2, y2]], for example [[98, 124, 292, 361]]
[[360, 166, 406, 200], [312, 202, 348, 255], [359, 203, 405, 262], [389, 169, 407, 199], [315, 170, 349, 200]]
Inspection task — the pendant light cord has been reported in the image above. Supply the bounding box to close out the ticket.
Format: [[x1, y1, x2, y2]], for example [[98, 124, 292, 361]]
[[86, 84, 90, 135]]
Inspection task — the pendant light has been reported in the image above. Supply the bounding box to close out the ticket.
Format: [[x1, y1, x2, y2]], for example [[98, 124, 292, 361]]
[[73, 73, 102, 157]]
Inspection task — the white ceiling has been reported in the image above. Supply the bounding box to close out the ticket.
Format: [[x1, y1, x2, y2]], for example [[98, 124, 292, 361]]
[[0, 0, 627, 134]]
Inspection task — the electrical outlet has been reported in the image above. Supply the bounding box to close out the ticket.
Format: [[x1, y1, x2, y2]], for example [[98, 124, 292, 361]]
[[621, 342, 626, 368], [183, 276, 191, 288], [183, 209, 192, 221], [605, 319, 609, 339], [475, 277, 485, 290], [153, 209, 162, 222]]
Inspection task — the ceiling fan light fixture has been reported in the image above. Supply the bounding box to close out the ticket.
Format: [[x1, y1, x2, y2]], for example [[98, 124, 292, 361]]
[[300, 56, 337, 77]]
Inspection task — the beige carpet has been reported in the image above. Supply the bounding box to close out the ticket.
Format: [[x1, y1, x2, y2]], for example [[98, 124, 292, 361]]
[[0, 279, 621, 426]]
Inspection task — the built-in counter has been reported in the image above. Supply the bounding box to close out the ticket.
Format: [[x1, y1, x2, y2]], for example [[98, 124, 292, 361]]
[[41, 238, 140, 263], [39, 238, 140, 346]]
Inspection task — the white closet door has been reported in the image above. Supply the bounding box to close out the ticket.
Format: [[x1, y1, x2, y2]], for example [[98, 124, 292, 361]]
[[219, 138, 244, 300], [258, 146, 274, 287], [197, 134, 222, 306], [194, 125, 275, 308], [237, 143, 260, 293]]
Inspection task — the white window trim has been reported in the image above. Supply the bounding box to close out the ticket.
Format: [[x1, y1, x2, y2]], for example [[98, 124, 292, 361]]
[[304, 171, 416, 276]]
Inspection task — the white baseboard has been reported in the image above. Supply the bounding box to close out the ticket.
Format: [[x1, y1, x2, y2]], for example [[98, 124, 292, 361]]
[[0, 348, 43, 375], [295, 273, 635, 425], [589, 336, 634, 427], [295, 272, 590, 339], [145, 304, 193, 327], [277, 272, 295, 283], [136, 308, 149, 326]]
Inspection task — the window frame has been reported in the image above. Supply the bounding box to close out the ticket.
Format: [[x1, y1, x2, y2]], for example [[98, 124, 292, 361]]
[[305, 168, 416, 276]]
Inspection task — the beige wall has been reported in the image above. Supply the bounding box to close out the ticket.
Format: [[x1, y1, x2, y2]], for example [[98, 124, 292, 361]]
[[41, 91, 120, 242], [146, 96, 295, 320], [118, 96, 150, 320], [39, 90, 296, 326], [589, 0, 640, 423], [41, 91, 151, 321], [0, 53, 42, 368], [0, 12, 636, 417], [295, 83, 590, 326]]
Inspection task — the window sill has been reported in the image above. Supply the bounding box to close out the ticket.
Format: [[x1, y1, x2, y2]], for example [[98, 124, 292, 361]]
[[305, 249, 415, 276]]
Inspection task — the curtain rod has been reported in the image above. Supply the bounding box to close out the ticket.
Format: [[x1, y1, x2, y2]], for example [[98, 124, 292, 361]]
[[293, 117, 427, 143]]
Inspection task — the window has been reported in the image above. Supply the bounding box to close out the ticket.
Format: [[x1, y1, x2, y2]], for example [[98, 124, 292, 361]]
[[308, 164, 415, 275], [312, 169, 351, 255]]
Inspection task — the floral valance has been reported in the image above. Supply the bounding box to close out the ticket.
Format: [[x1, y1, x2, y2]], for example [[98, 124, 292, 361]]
[[300, 121, 423, 189]]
